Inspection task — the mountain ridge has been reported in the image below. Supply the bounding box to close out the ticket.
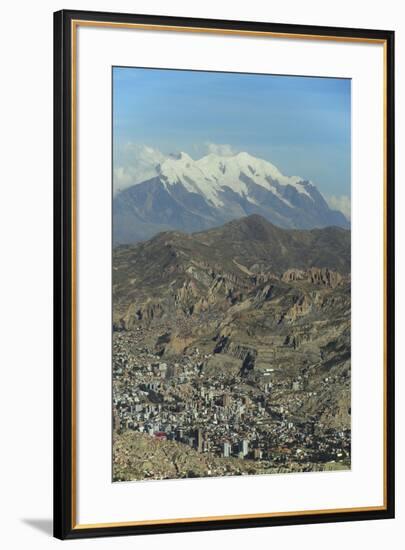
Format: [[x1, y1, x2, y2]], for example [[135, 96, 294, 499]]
[[113, 147, 349, 244], [113, 215, 350, 331]]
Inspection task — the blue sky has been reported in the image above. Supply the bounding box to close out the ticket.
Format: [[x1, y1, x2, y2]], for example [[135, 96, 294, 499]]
[[113, 66, 351, 211]]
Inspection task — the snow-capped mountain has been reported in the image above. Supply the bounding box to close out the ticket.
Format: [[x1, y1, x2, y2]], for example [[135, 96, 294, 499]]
[[113, 147, 349, 244]]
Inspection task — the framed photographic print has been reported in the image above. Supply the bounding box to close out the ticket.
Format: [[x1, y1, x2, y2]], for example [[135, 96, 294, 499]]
[[54, 9, 395, 540]]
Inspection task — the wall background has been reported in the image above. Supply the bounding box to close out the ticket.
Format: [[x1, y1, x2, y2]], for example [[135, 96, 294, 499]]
[[0, 1, 402, 548]]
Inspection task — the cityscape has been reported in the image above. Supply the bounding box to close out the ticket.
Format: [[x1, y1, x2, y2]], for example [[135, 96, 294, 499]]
[[113, 322, 350, 481]]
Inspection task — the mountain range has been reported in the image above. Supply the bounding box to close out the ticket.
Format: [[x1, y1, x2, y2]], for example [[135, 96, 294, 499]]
[[113, 214, 350, 327], [113, 147, 349, 244]]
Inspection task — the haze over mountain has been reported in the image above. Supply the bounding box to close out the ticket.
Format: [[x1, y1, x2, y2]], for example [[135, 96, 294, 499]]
[[113, 146, 349, 244]]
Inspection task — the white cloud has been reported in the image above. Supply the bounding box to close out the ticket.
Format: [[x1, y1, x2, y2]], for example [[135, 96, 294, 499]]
[[205, 142, 237, 157], [113, 143, 167, 194], [326, 194, 351, 220]]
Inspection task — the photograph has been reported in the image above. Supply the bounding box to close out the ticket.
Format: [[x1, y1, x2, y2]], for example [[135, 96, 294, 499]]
[[112, 67, 352, 482]]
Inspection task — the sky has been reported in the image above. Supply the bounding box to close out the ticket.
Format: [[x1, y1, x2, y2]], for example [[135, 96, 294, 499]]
[[113, 66, 351, 216]]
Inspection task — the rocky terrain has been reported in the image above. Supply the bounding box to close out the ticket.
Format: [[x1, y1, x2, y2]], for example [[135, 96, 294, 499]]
[[112, 215, 351, 481]]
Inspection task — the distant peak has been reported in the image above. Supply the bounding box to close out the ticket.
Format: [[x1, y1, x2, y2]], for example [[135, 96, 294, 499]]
[[203, 150, 249, 161], [169, 151, 193, 161], [235, 151, 253, 160]]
